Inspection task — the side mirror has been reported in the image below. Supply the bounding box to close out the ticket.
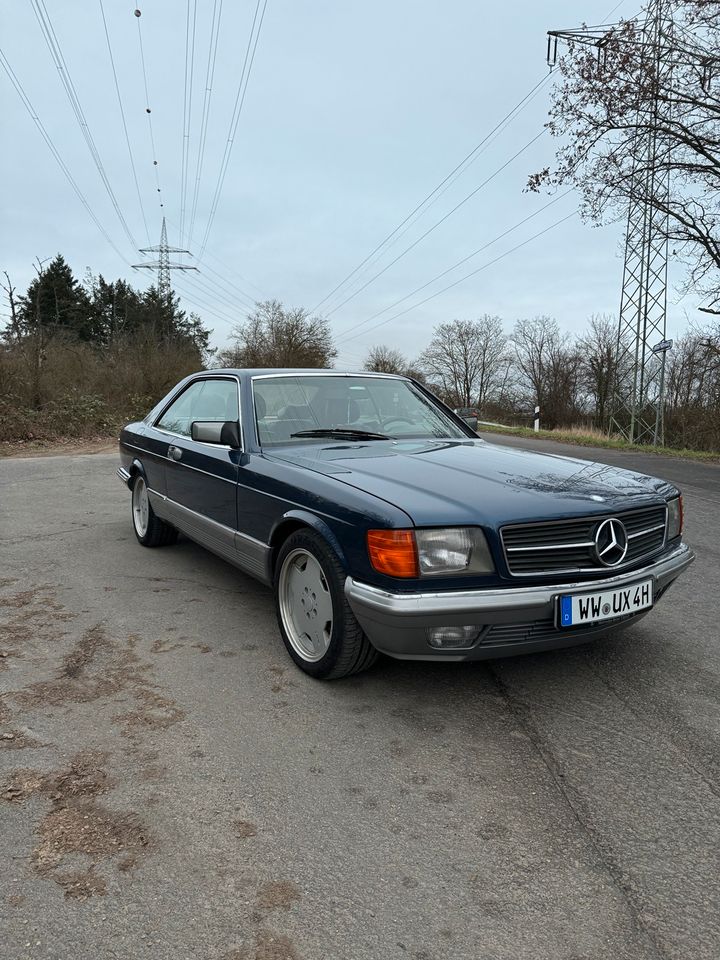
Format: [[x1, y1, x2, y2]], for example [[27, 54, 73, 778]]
[[191, 420, 241, 448]]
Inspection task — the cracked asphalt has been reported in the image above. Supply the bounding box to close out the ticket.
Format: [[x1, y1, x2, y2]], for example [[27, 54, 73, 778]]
[[0, 437, 719, 960]]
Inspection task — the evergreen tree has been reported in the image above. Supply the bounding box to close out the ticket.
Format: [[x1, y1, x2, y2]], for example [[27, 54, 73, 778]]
[[17, 254, 97, 341], [85, 274, 144, 344]]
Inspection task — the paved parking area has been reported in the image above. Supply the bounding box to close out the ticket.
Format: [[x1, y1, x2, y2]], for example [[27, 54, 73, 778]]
[[1, 439, 719, 960]]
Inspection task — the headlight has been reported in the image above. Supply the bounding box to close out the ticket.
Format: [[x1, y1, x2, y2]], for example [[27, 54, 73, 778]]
[[667, 496, 683, 539], [367, 527, 495, 577], [416, 527, 494, 576]]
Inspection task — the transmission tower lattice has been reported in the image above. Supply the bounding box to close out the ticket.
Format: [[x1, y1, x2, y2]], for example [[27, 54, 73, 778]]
[[547, 0, 674, 444], [133, 217, 197, 296]]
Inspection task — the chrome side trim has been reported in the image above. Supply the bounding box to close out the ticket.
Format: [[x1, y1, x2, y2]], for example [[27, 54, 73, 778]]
[[151, 374, 245, 451], [153, 425, 233, 450], [146, 491, 271, 584], [164, 457, 238, 485], [250, 371, 408, 381], [121, 441, 169, 467]]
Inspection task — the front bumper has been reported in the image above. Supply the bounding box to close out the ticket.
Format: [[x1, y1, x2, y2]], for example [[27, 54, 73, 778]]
[[117, 466, 132, 487], [345, 542, 694, 661]]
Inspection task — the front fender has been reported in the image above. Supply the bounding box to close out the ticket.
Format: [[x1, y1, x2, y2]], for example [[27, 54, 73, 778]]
[[269, 510, 350, 573]]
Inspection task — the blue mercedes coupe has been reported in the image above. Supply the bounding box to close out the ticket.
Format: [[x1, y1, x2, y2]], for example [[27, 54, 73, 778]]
[[118, 370, 693, 679]]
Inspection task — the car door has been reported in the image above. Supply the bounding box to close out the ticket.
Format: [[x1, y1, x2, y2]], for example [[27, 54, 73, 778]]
[[154, 376, 241, 560]]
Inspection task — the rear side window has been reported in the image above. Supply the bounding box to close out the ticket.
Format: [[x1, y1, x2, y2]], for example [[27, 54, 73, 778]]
[[156, 379, 238, 437]]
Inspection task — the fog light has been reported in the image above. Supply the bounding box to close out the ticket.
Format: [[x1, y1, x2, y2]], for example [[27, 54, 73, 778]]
[[427, 625, 481, 649]]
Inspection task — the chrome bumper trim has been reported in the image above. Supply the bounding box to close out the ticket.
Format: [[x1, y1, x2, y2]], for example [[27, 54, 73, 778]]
[[117, 466, 132, 486], [344, 542, 694, 660]]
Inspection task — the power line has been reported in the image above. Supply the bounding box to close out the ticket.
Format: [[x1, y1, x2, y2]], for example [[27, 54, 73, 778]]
[[179, 0, 199, 245], [0, 46, 129, 265], [195, 260, 258, 309], [337, 190, 573, 339], [194, 244, 266, 299], [30, 0, 138, 250], [337, 211, 578, 346], [198, 0, 269, 259], [310, 73, 552, 314], [175, 280, 241, 325], [320, 80, 550, 316], [164, 214, 262, 305], [188, 0, 223, 249], [172, 280, 240, 329], [323, 127, 547, 320], [98, 0, 151, 245], [134, 7, 164, 213], [183, 269, 255, 315]]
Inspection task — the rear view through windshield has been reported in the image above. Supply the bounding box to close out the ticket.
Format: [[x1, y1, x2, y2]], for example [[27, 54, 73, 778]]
[[252, 375, 468, 445]]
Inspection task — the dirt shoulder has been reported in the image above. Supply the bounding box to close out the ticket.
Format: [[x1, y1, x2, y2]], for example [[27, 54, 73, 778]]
[[0, 436, 117, 459]]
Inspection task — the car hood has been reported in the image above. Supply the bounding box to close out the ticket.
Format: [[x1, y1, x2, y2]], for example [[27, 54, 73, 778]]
[[269, 438, 675, 527]]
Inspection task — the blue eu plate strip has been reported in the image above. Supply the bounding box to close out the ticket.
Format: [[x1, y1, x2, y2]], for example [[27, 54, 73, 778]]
[[560, 595, 573, 626]]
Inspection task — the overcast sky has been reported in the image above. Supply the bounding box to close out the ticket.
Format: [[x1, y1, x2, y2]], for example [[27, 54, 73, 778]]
[[0, 0, 698, 365]]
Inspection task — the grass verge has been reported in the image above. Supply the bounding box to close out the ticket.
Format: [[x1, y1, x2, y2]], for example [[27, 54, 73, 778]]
[[477, 423, 720, 464]]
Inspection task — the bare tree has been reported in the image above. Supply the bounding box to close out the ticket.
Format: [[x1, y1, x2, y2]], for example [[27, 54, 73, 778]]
[[529, 2, 720, 310], [419, 316, 508, 408], [511, 315, 582, 427], [363, 344, 407, 374], [217, 300, 336, 369], [1, 271, 21, 341], [576, 314, 619, 428], [665, 324, 720, 447]]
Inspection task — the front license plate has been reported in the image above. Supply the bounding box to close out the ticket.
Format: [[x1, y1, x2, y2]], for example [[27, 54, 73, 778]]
[[558, 578, 653, 628]]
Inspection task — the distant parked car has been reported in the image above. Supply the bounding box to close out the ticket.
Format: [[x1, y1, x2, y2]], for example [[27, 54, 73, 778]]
[[118, 369, 693, 679], [454, 407, 479, 431]]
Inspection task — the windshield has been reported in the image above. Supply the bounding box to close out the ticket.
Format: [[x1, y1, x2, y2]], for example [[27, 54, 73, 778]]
[[252, 375, 468, 446]]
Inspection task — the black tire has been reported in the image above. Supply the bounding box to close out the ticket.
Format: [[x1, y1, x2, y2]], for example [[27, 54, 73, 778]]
[[130, 473, 178, 547], [274, 529, 379, 679]]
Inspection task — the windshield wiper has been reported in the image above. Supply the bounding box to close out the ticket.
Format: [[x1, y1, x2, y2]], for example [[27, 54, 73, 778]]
[[290, 428, 392, 441]]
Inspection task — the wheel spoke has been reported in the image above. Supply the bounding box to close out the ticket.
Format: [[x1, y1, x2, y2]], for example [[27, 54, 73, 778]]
[[279, 547, 335, 662]]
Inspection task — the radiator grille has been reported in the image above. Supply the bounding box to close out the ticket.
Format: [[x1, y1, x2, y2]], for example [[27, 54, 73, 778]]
[[501, 504, 667, 576]]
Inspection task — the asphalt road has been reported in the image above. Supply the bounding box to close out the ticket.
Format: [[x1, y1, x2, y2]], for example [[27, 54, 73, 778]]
[[1, 436, 719, 960]]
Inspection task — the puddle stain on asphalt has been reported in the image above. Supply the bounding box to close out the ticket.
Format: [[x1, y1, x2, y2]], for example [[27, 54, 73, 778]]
[[0, 579, 302, 952], [233, 819, 259, 839], [0, 583, 187, 902], [223, 929, 302, 960], [2, 751, 150, 899], [9, 622, 186, 739], [256, 880, 302, 911], [0, 586, 75, 651]]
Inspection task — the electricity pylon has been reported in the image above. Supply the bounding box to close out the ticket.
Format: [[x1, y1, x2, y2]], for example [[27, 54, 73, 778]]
[[547, 0, 674, 443], [133, 217, 197, 297]]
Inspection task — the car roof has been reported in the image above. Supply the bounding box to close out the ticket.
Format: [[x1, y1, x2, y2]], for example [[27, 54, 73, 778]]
[[204, 368, 410, 380]]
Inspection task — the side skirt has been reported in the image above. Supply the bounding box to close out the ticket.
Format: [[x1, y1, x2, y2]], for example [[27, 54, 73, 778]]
[[148, 490, 272, 585]]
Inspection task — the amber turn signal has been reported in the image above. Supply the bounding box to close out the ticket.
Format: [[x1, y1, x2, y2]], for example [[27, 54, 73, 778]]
[[367, 529, 419, 578]]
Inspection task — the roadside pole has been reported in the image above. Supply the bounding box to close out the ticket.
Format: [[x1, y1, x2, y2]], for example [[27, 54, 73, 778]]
[[534, 405, 540, 432], [652, 339, 673, 446]]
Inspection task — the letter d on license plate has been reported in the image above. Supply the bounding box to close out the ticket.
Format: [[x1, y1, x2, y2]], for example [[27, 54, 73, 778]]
[[558, 578, 653, 628]]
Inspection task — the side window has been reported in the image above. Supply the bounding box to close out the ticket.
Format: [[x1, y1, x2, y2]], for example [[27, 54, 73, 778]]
[[156, 379, 239, 437]]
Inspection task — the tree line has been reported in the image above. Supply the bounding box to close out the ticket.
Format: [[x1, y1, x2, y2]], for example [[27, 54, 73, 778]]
[[363, 314, 720, 450], [0, 254, 211, 440], [2, 255, 719, 451], [218, 301, 720, 451]]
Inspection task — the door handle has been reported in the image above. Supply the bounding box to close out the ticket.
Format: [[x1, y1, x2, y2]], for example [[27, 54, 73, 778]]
[[168, 445, 182, 461]]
